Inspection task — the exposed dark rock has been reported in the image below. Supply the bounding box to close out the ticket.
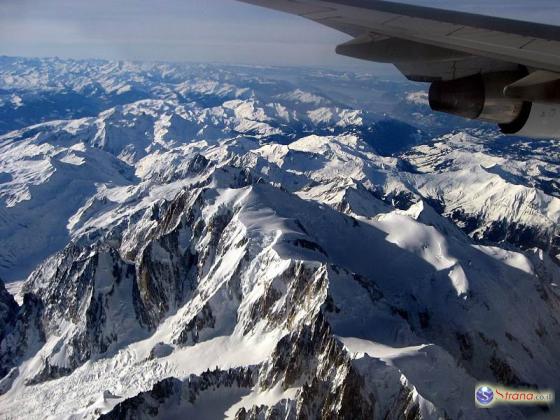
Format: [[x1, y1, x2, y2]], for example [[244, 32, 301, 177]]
[[0, 293, 45, 381], [291, 239, 328, 257], [261, 315, 376, 420], [418, 310, 430, 329], [100, 367, 256, 420], [352, 273, 383, 303], [456, 332, 474, 361], [489, 355, 521, 386], [0, 278, 18, 343], [174, 304, 216, 346]]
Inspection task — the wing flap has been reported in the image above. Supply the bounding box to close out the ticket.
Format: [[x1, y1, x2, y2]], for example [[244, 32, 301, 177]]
[[504, 71, 560, 103], [336, 34, 470, 64]]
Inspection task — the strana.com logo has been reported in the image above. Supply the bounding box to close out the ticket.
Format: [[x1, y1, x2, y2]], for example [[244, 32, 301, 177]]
[[476, 386, 494, 405], [475, 383, 555, 408]]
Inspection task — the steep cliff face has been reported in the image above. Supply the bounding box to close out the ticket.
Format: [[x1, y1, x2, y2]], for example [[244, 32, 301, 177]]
[[0, 279, 17, 342], [0, 291, 43, 392], [0, 278, 19, 387]]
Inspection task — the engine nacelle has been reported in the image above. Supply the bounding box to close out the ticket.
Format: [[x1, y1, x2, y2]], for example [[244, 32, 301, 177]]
[[429, 72, 560, 138], [505, 102, 560, 138]]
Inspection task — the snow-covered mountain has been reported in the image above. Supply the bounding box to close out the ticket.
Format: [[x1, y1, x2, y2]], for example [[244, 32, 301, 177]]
[[0, 57, 559, 419]]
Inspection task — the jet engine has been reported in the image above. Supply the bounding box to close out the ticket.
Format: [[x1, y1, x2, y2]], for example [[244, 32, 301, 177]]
[[429, 72, 560, 138]]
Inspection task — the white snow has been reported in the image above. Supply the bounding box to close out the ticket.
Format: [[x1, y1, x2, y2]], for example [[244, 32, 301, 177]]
[[405, 91, 429, 105], [5, 281, 24, 305]]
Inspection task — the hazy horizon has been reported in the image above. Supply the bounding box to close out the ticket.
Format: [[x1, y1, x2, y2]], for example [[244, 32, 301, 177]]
[[1, 0, 559, 73]]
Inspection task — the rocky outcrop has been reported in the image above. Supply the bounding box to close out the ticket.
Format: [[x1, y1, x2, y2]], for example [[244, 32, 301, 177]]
[[0, 278, 18, 343], [100, 368, 256, 420], [261, 315, 377, 420], [0, 293, 44, 381]]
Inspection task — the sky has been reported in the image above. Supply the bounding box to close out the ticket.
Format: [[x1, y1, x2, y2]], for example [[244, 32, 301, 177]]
[[0, 0, 559, 72]]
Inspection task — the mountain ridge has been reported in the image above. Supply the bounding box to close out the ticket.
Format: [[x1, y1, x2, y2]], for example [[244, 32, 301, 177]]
[[0, 56, 558, 419]]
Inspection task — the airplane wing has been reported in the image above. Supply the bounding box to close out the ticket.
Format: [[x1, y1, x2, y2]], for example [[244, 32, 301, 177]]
[[238, 0, 560, 82]]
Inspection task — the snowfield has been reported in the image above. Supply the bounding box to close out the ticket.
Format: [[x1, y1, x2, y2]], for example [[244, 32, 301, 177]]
[[0, 57, 559, 419]]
